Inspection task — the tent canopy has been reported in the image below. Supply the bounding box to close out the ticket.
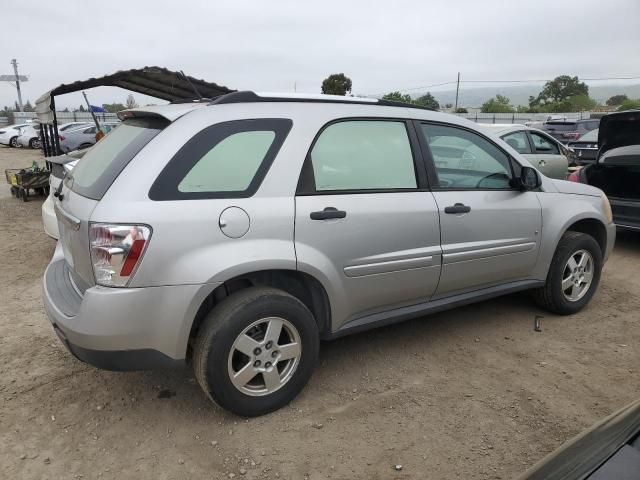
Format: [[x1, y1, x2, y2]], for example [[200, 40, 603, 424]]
[[36, 66, 234, 124]]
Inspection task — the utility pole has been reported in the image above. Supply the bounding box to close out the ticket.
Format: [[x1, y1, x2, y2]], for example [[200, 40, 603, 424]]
[[1, 59, 28, 111], [454, 72, 460, 111]]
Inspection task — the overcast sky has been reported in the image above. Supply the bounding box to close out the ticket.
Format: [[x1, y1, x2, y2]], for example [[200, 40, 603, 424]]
[[2, 0, 639, 109]]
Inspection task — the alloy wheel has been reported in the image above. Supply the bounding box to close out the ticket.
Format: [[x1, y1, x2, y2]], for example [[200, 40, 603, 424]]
[[227, 317, 302, 396], [562, 249, 594, 302]]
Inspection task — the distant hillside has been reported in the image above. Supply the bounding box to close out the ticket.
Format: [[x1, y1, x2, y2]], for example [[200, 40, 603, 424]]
[[410, 84, 640, 108]]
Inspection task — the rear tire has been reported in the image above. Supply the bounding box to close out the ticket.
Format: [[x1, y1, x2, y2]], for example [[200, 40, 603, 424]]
[[193, 287, 319, 416], [534, 231, 602, 315], [9, 136, 19, 148]]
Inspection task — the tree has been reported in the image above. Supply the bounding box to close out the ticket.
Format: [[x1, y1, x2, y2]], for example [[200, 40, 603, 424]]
[[23, 100, 34, 112], [125, 94, 139, 109], [529, 75, 589, 109], [481, 94, 515, 113], [62, 107, 69, 113], [78, 104, 86, 112], [444, 103, 453, 109], [101, 103, 126, 113], [606, 94, 629, 106], [414, 92, 440, 110], [618, 98, 640, 111], [382, 91, 412, 103], [454, 107, 468, 113], [565, 95, 597, 112], [321, 73, 352, 96]]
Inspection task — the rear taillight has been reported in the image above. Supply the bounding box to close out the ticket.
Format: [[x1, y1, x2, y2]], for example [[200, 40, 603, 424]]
[[89, 224, 151, 287], [562, 132, 581, 140], [567, 171, 580, 183], [59, 135, 65, 141]]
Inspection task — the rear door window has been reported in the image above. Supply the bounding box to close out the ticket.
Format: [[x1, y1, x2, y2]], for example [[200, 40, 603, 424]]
[[150, 119, 292, 200], [307, 120, 417, 192], [66, 117, 168, 200]]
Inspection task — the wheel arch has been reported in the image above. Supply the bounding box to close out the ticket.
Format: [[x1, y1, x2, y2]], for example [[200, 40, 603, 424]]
[[563, 217, 607, 255], [185, 269, 331, 360]]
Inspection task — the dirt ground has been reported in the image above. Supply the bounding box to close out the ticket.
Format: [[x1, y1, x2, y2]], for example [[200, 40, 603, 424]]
[[0, 145, 638, 480]]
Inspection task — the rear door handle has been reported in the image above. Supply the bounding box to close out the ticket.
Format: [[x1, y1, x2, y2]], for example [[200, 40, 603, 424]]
[[444, 203, 471, 214], [538, 159, 547, 167], [310, 207, 347, 220]]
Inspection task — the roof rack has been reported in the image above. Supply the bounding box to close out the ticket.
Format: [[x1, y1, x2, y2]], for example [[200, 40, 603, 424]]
[[208, 91, 436, 111]]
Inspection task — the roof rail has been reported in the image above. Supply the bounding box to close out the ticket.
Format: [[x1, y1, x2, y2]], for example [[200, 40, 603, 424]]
[[207, 91, 436, 111]]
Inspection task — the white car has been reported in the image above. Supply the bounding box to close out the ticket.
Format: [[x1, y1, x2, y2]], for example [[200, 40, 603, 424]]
[[0, 123, 32, 147], [42, 151, 83, 239], [477, 124, 571, 179], [19, 122, 92, 150], [17, 125, 41, 149]]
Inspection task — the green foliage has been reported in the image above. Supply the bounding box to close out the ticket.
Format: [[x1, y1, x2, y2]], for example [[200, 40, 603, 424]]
[[321, 73, 352, 96], [481, 94, 515, 113], [101, 103, 127, 113], [414, 92, 440, 110], [382, 91, 412, 103], [78, 104, 86, 112], [23, 100, 34, 112], [454, 107, 468, 113], [529, 75, 589, 109], [606, 94, 628, 106], [618, 98, 640, 111]]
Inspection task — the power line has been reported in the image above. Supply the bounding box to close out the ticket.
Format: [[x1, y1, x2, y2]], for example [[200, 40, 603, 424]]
[[369, 75, 640, 96]]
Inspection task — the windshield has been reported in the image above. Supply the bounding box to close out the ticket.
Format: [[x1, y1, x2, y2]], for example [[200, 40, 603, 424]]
[[66, 117, 167, 199]]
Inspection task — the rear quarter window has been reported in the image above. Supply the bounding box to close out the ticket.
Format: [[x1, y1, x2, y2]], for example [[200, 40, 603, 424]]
[[149, 118, 292, 200], [66, 117, 167, 200]]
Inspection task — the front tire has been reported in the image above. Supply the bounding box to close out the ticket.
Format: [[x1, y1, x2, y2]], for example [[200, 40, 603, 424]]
[[193, 287, 319, 416], [29, 138, 41, 149], [534, 231, 602, 314]]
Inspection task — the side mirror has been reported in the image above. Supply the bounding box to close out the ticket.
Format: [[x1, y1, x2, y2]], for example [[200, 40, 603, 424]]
[[519, 166, 541, 191]]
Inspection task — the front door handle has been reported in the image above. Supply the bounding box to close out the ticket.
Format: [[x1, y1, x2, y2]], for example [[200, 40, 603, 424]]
[[444, 203, 471, 214], [310, 207, 347, 220], [538, 159, 547, 167]]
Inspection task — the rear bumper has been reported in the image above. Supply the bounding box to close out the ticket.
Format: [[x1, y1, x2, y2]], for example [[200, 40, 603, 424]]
[[605, 221, 616, 262], [42, 246, 218, 370], [611, 198, 640, 231]]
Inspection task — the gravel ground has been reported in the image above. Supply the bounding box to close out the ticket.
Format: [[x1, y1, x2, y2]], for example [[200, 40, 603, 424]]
[[0, 145, 638, 480]]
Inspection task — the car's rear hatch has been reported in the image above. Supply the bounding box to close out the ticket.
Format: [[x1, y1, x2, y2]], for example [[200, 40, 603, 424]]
[[55, 115, 170, 289]]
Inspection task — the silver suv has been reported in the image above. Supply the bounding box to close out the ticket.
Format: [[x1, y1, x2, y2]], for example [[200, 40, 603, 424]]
[[43, 92, 615, 416]]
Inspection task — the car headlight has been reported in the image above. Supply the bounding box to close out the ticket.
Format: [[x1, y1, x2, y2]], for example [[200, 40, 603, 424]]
[[602, 195, 613, 224]]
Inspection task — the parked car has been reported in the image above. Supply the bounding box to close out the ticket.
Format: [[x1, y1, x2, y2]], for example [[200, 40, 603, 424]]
[[58, 122, 119, 153], [517, 398, 640, 480], [567, 128, 599, 165], [478, 124, 570, 179], [0, 122, 32, 147], [543, 118, 600, 144], [42, 150, 84, 239], [44, 92, 615, 416], [16, 124, 42, 149], [569, 110, 640, 230]]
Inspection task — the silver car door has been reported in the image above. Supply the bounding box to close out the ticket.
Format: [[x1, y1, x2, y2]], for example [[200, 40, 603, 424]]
[[417, 122, 542, 298], [294, 119, 442, 331], [527, 130, 569, 179]]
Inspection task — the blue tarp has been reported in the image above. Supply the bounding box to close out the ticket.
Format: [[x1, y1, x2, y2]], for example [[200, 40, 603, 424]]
[[90, 105, 106, 113]]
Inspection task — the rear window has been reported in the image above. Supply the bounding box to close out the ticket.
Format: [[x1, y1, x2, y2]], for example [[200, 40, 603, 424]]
[[545, 122, 577, 131], [66, 117, 167, 200]]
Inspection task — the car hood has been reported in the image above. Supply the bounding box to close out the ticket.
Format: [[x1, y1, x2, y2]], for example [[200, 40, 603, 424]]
[[598, 110, 640, 158], [517, 398, 640, 480], [551, 179, 602, 197]]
